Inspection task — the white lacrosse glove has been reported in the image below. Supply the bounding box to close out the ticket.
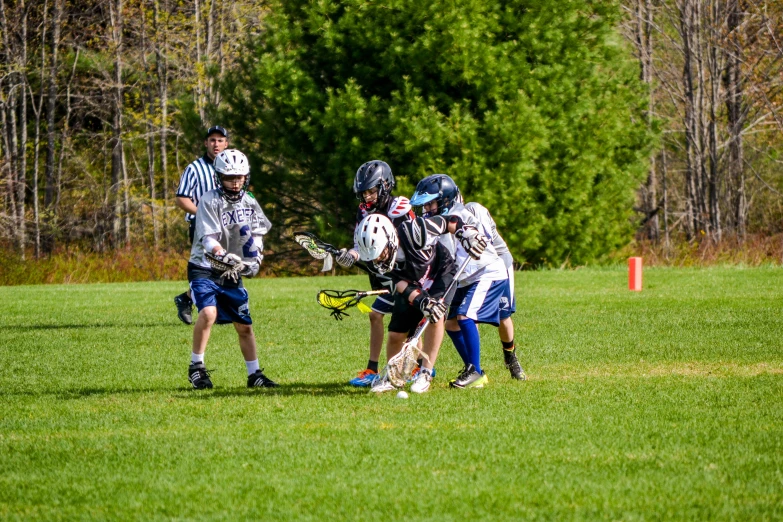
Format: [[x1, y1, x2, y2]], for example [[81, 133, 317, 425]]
[[240, 259, 261, 278], [416, 295, 447, 324], [335, 248, 357, 268], [455, 227, 487, 260]]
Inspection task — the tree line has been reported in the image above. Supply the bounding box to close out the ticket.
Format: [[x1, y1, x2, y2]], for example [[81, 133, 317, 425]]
[[624, 0, 783, 243], [0, 0, 263, 258], [0, 0, 781, 267]]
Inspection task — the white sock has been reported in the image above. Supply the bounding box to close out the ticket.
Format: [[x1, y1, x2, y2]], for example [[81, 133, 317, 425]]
[[246, 359, 260, 375], [191, 352, 205, 365]]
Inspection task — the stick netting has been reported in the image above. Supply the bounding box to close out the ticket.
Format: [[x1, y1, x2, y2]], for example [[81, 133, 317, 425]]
[[316, 290, 372, 320]]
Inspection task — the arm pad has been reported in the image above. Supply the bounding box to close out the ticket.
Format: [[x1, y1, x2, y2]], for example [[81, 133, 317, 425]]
[[400, 284, 422, 304]]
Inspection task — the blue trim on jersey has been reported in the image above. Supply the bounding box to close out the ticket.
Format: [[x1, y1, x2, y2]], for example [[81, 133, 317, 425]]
[[190, 278, 252, 325], [448, 278, 514, 326]]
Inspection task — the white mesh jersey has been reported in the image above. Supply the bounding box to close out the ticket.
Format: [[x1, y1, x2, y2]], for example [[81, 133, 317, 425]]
[[440, 202, 508, 287], [467, 202, 513, 269], [189, 189, 272, 269]]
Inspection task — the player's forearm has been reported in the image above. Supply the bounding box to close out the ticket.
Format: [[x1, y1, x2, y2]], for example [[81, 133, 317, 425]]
[[175, 196, 198, 215], [203, 234, 222, 254], [396, 280, 421, 304]]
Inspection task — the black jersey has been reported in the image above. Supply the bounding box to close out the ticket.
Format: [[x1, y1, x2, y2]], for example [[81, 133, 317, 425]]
[[354, 195, 415, 291], [354, 195, 414, 231], [389, 217, 456, 295]]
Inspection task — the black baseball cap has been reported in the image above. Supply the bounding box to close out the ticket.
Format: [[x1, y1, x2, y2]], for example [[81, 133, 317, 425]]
[[205, 125, 229, 139]]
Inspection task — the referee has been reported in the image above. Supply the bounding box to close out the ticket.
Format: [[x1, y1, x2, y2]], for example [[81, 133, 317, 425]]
[[173, 125, 229, 324]]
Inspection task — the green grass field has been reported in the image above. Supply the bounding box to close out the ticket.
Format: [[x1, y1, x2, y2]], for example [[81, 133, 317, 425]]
[[1, 267, 781, 520]]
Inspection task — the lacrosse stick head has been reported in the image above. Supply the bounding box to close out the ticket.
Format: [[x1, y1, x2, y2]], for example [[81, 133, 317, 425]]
[[316, 289, 372, 320], [382, 340, 429, 387], [293, 232, 331, 260]]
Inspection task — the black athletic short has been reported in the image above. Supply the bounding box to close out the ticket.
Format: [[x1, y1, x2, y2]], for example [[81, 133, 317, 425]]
[[387, 261, 457, 336]]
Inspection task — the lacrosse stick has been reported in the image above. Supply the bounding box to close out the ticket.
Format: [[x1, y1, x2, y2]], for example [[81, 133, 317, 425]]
[[205, 251, 244, 283], [293, 232, 371, 273], [316, 289, 390, 320], [378, 256, 472, 388]]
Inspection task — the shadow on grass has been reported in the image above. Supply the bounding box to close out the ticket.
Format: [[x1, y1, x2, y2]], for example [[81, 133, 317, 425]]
[[1, 382, 368, 399], [173, 382, 367, 399], [1, 323, 182, 331]]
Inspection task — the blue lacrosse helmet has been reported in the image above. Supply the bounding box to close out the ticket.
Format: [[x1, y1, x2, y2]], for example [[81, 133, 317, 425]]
[[410, 174, 460, 217]]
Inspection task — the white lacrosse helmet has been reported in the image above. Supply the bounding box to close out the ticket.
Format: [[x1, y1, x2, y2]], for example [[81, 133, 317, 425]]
[[355, 214, 399, 274], [214, 149, 250, 201], [214, 149, 250, 175]]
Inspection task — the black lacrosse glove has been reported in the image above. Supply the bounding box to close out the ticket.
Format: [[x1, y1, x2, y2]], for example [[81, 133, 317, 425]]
[[207, 252, 244, 283], [413, 293, 448, 324], [455, 226, 487, 260], [335, 248, 356, 268]]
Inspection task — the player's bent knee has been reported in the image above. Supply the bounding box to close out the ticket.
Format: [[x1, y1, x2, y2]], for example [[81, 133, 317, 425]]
[[233, 322, 253, 335], [369, 311, 384, 324], [199, 306, 218, 323]]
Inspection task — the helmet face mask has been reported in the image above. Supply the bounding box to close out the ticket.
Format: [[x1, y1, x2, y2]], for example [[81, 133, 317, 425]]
[[214, 149, 250, 202], [372, 243, 398, 274], [354, 160, 395, 211], [410, 174, 460, 218], [354, 214, 399, 274]]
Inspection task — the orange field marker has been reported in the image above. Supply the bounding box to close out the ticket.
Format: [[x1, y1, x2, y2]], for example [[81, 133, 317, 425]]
[[629, 257, 642, 291]]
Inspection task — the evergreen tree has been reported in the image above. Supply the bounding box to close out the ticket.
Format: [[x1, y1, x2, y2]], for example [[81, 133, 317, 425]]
[[221, 0, 652, 265]]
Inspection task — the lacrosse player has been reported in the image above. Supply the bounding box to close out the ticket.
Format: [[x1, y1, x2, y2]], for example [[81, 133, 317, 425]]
[[454, 194, 527, 381], [332, 160, 417, 387], [410, 174, 525, 389], [186, 149, 279, 390], [354, 211, 487, 394], [173, 125, 229, 325]]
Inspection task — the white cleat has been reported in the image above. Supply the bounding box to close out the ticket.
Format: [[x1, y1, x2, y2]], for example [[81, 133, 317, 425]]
[[410, 369, 433, 394]]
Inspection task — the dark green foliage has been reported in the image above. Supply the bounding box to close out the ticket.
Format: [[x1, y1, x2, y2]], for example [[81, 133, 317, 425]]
[[221, 0, 652, 264]]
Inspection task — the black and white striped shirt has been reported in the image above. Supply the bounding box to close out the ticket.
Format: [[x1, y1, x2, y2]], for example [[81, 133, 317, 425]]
[[175, 155, 217, 222]]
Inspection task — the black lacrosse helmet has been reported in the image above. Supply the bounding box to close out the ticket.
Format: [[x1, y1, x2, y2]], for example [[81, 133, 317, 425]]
[[410, 174, 461, 217], [353, 160, 395, 211]]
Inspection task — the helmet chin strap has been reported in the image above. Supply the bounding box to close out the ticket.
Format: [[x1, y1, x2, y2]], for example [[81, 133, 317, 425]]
[[220, 187, 244, 202]]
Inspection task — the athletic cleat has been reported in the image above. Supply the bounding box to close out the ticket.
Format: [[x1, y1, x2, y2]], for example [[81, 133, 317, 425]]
[[188, 362, 213, 389], [174, 293, 194, 325], [449, 364, 488, 389], [247, 369, 279, 388], [349, 368, 378, 387], [504, 350, 527, 381], [449, 365, 468, 385], [410, 369, 433, 394], [409, 366, 436, 383], [370, 377, 398, 393]]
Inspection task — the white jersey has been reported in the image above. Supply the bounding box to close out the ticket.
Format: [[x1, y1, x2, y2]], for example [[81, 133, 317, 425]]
[[476, 203, 512, 269], [189, 189, 272, 269], [441, 202, 508, 287]]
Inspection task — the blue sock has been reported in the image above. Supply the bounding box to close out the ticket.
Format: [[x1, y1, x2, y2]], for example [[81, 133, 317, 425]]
[[458, 318, 482, 374], [446, 328, 469, 366]]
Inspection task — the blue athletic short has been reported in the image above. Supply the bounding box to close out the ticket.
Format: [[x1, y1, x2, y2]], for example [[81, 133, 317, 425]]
[[190, 278, 252, 325], [448, 278, 515, 326], [370, 293, 394, 314]]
